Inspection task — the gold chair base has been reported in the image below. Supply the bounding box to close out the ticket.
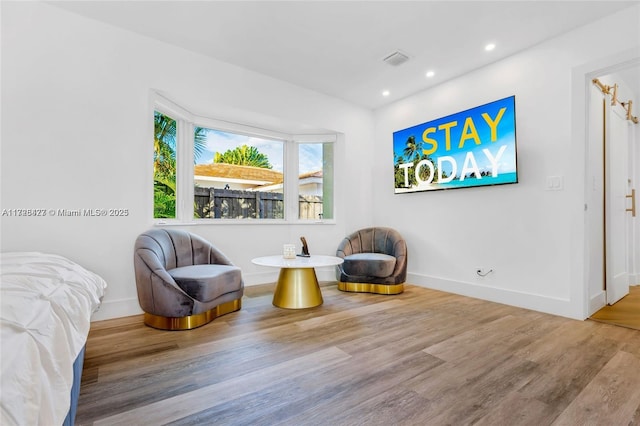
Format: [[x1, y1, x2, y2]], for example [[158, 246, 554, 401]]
[[273, 268, 323, 309], [338, 281, 405, 295], [144, 299, 242, 330]]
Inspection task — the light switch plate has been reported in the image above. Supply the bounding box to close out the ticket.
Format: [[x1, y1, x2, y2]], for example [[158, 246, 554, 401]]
[[546, 175, 564, 191]]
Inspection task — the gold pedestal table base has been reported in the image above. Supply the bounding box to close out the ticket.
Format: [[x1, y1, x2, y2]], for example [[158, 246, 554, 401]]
[[273, 267, 323, 309], [252, 255, 345, 309]]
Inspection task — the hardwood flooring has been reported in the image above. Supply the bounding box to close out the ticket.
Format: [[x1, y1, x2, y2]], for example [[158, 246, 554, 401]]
[[590, 285, 640, 330], [77, 284, 640, 426]]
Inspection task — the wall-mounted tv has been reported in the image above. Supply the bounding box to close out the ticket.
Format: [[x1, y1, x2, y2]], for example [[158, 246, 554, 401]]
[[393, 95, 518, 193]]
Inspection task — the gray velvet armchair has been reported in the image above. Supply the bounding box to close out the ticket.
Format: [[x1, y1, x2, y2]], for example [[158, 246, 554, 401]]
[[134, 229, 244, 330], [336, 227, 407, 294]]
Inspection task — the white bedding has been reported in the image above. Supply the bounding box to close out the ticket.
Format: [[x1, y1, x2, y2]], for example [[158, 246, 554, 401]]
[[0, 252, 107, 426]]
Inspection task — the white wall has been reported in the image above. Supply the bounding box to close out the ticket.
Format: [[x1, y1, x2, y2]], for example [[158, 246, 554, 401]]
[[372, 5, 640, 319], [0, 2, 374, 320]]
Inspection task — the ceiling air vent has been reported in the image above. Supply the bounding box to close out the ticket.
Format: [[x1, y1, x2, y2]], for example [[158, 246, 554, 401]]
[[383, 50, 410, 66]]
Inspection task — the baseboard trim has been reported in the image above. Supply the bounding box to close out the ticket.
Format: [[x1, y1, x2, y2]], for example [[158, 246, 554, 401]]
[[407, 272, 581, 320], [91, 297, 142, 322], [96, 270, 578, 321]]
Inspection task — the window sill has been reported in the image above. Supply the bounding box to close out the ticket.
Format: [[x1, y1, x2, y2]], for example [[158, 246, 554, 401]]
[[153, 219, 336, 226]]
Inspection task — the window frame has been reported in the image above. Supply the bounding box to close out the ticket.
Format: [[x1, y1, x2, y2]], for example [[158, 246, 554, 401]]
[[152, 93, 337, 225], [293, 136, 336, 222]]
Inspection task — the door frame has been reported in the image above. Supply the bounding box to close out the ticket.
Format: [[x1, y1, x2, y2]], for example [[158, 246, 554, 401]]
[[570, 47, 640, 319]]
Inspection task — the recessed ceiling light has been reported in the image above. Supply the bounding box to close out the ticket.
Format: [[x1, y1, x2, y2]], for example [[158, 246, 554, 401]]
[[485, 43, 496, 51], [382, 90, 390, 97], [426, 70, 435, 78]]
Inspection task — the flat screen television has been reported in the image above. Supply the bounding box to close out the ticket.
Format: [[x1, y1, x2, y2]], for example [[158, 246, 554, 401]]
[[393, 95, 518, 193]]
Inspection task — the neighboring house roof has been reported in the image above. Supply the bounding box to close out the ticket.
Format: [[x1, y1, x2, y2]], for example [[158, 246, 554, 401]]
[[299, 170, 323, 179], [254, 170, 323, 192], [195, 163, 323, 186], [194, 163, 283, 185]]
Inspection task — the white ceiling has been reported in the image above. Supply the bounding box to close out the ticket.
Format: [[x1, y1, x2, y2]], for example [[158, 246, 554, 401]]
[[50, 1, 639, 110]]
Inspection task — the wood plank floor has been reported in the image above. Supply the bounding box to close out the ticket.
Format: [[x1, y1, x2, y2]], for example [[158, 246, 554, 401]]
[[590, 285, 640, 330], [77, 284, 640, 426]]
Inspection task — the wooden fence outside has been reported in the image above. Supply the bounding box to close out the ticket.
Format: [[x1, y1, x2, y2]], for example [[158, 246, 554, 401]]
[[194, 187, 323, 219]]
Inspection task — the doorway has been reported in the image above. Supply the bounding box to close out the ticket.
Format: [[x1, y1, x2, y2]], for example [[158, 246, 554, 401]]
[[586, 63, 639, 318], [590, 285, 640, 330]]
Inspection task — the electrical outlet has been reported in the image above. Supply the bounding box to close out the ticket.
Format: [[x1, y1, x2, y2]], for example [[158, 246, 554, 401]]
[[476, 267, 493, 277]]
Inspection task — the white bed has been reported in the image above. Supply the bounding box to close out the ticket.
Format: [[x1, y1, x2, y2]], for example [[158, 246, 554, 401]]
[[0, 252, 107, 426]]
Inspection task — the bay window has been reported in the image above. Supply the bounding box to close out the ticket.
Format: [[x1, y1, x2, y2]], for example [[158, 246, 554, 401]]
[[153, 95, 336, 223]]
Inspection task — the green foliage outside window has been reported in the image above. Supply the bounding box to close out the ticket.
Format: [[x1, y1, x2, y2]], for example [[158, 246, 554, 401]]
[[154, 112, 177, 218], [153, 111, 207, 218], [213, 144, 273, 169]]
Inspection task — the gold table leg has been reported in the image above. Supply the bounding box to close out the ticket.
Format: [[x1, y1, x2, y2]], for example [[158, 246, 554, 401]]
[[272, 267, 323, 309]]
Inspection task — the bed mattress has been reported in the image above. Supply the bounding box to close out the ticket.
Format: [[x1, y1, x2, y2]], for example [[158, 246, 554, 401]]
[[0, 252, 107, 426]]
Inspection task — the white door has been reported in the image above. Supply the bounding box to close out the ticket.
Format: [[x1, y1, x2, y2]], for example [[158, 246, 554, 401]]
[[605, 99, 631, 305]]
